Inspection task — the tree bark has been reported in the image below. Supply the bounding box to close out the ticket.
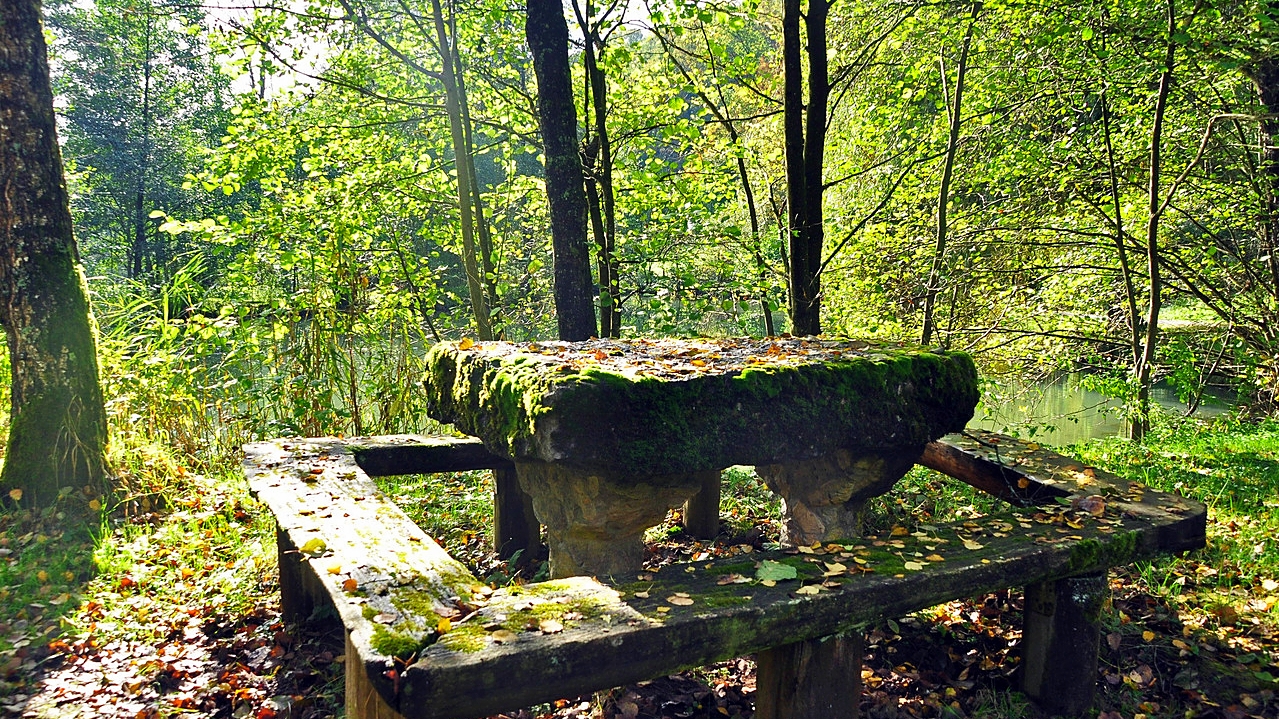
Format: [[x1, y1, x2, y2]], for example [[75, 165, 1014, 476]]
[[527, 0, 597, 341], [0, 0, 109, 507]]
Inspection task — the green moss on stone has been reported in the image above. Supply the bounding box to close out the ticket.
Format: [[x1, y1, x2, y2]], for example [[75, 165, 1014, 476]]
[[370, 624, 431, 658], [437, 623, 488, 653]]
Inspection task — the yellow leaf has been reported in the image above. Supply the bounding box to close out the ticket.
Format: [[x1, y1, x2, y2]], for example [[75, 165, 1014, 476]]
[[437, 618, 452, 634], [37, 570, 48, 583], [88, 499, 101, 512], [181, 568, 194, 579], [963, 540, 984, 551], [690, 359, 706, 367], [667, 596, 695, 606], [1142, 630, 1155, 642], [891, 526, 909, 537], [656, 606, 671, 613], [458, 337, 475, 350], [823, 562, 847, 576], [632, 591, 650, 599], [925, 554, 946, 562], [7, 489, 21, 502], [326, 563, 342, 575], [795, 585, 822, 595], [761, 579, 777, 587], [903, 561, 925, 571], [300, 538, 327, 556]]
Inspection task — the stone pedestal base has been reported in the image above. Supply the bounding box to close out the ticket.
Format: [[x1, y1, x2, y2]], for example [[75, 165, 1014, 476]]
[[757, 449, 920, 545], [515, 461, 704, 579]]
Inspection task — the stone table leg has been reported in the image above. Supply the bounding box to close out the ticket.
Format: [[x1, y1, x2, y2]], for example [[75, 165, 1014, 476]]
[[757, 448, 920, 545], [515, 461, 704, 579], [1021, 571, 1109, 717]]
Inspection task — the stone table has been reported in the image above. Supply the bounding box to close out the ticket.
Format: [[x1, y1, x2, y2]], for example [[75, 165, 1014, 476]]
[[425, 337, 978, 579]]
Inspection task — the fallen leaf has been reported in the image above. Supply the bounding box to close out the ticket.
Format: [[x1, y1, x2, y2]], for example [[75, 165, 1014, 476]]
[[891, 526, 909, 537], [437, 618, 452, 634], [459, 337, 475, 350], [903, 561, 925, 571], [326, 563, 342, 575], [491, 629, 518, 643], [539, 619, 563, 633], [1142, 630, 1155, 642], [300, 538, 327, 556], [342, 578, 359, 592], [963, 540, 984, 551], [1262, 578, 1278, 592], [823, 562, 847, 576], [632, 591, 650, 599], [667, 596, 695, 606], [7, 488, 21, 502], [925, 554, 946, 562], [756, 560, 799, 582], [795, 585, 822, 595]]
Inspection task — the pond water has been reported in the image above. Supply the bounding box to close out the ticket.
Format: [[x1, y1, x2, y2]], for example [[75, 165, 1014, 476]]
[[970, 373, 1234, 445]]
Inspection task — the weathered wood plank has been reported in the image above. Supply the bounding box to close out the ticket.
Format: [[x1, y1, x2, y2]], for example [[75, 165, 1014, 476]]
[[756, 635, 862, 719], [347, 434, 511, 477], [244, 438, 492, 716], [682, 470, 722, 539], [1020, 572, 1108, 716], [493, 465, 541, 560], [391, 492, 1202, 719]]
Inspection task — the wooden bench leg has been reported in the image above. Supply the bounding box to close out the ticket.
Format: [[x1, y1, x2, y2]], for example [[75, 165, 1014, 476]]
[[755, 634, 863, 719], [277, 524, 330, 625], [682, 469, 722, 539], [345, 632, 404, 719], [1020, 571, 1108, 717], [493, 466, 542, 561]]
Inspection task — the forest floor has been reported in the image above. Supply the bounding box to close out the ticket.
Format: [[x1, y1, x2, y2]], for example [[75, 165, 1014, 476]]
[[0, 416, 1277, 719]]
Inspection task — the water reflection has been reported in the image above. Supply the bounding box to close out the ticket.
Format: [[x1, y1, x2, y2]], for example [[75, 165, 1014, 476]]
[[970, 373, 1232, 445]]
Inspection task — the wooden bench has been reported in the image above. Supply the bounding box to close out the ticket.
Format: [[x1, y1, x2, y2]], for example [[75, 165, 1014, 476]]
[[244, 430, 1205, 719]]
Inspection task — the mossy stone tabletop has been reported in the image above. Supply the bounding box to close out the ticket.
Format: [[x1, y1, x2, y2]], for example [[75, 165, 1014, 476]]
[[424, 337, 980, 476]]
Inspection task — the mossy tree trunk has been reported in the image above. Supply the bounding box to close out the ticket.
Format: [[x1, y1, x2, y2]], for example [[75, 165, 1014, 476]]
[[527, 0, 598, 341], [0, 0, 109, 507]]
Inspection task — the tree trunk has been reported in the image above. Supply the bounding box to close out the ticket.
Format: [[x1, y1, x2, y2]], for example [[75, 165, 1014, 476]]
[[430, 0, 493, 341], [920, 3, 978, 347], [527, 0, 597, 340], [575, 0, 620, 337], [784, 0, 829, 336], [1249, 58, 1279, 306], [0, 0, 109, 508], [455, 46, 501, 335], [783, 0, 811, 335], [800, 0, 829, 337], [1131, 0, 1178, 441]]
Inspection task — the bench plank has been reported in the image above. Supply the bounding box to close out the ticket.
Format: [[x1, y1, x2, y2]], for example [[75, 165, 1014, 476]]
[[244, 438, 495, 712]]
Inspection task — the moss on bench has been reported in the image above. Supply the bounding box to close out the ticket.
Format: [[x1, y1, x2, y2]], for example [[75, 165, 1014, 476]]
[[424, 338, 979, 475]]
